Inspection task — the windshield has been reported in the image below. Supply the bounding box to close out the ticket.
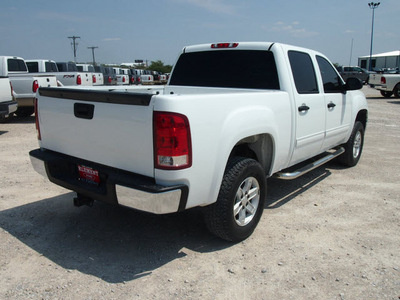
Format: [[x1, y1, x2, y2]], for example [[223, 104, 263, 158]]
[[169, 50, 280, 90]]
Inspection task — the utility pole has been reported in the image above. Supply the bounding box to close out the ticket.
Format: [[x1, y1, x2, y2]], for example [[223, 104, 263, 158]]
[[368, 2, 380, 71], [88, 46, 99, 66], [68, 36, 80, 62]]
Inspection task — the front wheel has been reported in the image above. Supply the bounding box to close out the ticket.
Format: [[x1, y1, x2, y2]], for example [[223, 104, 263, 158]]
[[204, 157, 266, 242], [338, 121, 365, 167]]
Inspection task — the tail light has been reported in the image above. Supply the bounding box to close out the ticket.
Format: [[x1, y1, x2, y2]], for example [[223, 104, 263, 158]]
[[123, 77, 126, 83], [131, 77, 135, 84], [381, 76, 386, 84], [77, 75, 82, 85], [34, 98, 41, 140], [108, 77, 112, 84], [32, 80, 39, 93], [154, 112, 192, 170], [10, 82, 13, 98], [92, 74, 96, 84], [138, 77, 141, 83]]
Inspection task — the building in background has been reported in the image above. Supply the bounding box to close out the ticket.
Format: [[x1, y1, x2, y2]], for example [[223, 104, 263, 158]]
[[358, 51, 400, 71]]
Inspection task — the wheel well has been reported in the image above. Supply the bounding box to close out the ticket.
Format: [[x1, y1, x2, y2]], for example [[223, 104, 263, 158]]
[[356, 109, 368, 130], [228, 134, 274, 176]]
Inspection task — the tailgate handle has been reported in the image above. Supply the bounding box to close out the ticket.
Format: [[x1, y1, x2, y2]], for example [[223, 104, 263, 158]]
[[74, 103, 95, 120]]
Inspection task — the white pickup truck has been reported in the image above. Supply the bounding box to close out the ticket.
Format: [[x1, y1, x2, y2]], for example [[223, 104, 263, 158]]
[[113, 67, 129, 85], [0, 56, 57, 117], [369, 72, 400, 98], [30, 42, 368, 241], [0, 76, 17, 120], [76, 64, 104, 86]]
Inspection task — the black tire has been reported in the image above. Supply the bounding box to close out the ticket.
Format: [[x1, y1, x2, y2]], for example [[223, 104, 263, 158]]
[[204, 157, 266, 242], [338, 121, 365, 167], [380, 90, 393, 98], [393, 84, 400, 98], [15, 107, 34, 117]]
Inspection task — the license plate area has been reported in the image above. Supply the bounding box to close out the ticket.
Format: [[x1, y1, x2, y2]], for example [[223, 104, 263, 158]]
[[78, 165, 100, 185]]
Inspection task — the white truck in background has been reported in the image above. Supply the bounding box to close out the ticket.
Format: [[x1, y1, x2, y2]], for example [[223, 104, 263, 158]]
[[0, 76, 17, 121], [0, 56, 57, 117], [76, 64, 104, 86], [369, 72, 400, 98], [30, 42, 368, 241], [26, 60, 93, 87], [113, 67, 129, 85], [56, 62, 93, 86]]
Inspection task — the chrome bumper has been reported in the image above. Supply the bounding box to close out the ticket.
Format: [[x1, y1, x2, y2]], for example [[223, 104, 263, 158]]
[[30, 149, 188, 214]]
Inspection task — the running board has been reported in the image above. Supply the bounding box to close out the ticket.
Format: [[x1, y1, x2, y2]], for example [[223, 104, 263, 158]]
[[274, 147, 345, 180]]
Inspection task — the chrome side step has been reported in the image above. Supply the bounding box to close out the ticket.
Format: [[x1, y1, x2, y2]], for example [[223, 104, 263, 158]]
[[274, 147, 345, 180]]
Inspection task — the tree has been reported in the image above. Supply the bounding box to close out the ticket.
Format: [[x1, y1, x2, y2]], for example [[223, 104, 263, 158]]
[[147, 60, 173, 74]]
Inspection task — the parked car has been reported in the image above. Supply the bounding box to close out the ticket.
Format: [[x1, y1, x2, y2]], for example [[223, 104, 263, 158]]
[[0, 56, 57, 117], [369, 72, 400, 98], [31, 41, 367, 242], [56, 62, 93, 86], [76, 63, 104, 86], [112, 67, 129, 85], [95, 66, 117, 85], [0, 76, 17, 121], [336, 66, 371, 84]]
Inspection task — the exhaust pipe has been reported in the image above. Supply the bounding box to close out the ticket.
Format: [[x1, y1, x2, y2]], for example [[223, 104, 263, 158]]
[[73, 194, 94, 207]]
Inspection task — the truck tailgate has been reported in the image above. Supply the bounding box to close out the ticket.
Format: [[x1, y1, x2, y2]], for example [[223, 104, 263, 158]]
[[37, 88, 155, 177]]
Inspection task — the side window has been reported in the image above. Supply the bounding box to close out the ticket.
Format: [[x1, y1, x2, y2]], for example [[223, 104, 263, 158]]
[[316, 56, 342, 93], [288, 51, 318, 94]]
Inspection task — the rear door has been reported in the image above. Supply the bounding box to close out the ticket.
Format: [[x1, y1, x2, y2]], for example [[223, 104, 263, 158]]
[[288, 50, 325, 165], [316, 56, 351, 149]]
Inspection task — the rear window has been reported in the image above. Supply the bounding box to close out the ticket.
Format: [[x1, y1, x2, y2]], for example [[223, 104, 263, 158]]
[[45, 62, 58, 72], [169, 50, 280, 90], [26, 62, 39, 73], [7, 59, 27, 72]]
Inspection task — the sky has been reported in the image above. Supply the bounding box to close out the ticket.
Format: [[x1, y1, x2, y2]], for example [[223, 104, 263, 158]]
[[1, 0, 399, 67]]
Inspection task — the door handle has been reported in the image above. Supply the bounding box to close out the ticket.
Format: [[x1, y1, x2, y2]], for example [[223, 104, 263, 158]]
[[298, 105, 310, 112], [74, 103, 95, 119], [327, 102, 336, 109]]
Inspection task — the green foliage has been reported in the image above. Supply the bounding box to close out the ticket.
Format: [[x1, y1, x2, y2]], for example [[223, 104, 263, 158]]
[[147, 60, 173, 74]]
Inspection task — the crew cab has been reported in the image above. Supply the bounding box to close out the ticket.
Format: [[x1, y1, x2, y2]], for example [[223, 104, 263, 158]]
[[30, 42, 368, 241], [369, 72, 400, 98], [0, 56, 57, 117], [0, 76, 17, 121]]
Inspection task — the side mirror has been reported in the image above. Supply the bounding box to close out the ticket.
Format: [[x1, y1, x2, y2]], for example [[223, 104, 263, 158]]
[[345, 77, 363, 91]]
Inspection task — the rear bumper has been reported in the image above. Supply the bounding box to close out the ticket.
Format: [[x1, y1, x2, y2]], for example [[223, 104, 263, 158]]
[[0, 100, 18, 117], [29, 149, 188, 214]]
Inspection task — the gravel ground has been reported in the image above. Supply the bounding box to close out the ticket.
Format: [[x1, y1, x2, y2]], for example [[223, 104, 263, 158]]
[[0, 86, 399, 299]]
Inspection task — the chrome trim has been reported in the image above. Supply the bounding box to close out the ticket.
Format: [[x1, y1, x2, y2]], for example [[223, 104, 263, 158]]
[[116, 184, 182, 214], [275, 147, 345, 180]]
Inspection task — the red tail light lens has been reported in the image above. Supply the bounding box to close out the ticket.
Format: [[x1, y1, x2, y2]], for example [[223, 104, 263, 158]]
[[77, 75, 82, 85], [32, 80, 39, 93], [211, 43, 239, 49], [381, 76, 386, 84], [92, 74, 96, 83], [154, 112, 192, 170], [108, 77, 112, 83], [34, 98, 41, 140], [123, 77, 126, 83]]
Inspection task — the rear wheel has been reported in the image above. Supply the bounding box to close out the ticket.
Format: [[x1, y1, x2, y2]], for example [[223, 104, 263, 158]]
[[338, 121, 365, 167], [380, 90, 393, 98], [15, 107, 34, 117], [204, 157, 266, 242], [393, 84, 400, 98]]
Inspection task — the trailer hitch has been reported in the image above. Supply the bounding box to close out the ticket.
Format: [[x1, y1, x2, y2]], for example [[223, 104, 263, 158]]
[[73, 194, 94, 207]]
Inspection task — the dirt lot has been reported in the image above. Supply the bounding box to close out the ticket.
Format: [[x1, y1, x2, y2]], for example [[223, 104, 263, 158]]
[[0, 86, 399, 300]]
